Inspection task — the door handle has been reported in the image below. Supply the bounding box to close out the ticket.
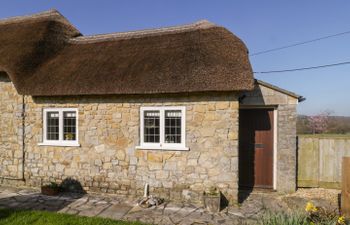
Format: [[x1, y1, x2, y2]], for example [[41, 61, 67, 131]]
[[254, 143, 264, 148]]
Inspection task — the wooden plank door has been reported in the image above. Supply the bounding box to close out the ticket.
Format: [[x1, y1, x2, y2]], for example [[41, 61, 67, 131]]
[[239, 108, 274, 189]]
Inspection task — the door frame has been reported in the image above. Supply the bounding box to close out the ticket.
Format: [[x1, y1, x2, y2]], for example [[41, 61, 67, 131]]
[[239, 105, 278, 190]]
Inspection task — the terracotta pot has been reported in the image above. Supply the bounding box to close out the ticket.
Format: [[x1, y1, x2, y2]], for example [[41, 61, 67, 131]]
[[203, 193, 221, 213], [41, 186, 60, 196]]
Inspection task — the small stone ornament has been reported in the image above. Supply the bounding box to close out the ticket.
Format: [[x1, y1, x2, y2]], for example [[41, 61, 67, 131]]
[[138, 195, 164, 208]]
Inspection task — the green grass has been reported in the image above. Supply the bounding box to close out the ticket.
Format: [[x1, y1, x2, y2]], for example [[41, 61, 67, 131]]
[[0, 208, 147, 225]]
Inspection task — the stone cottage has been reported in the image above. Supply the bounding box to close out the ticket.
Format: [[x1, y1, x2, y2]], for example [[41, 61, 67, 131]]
[[0, 10, 303, 202]]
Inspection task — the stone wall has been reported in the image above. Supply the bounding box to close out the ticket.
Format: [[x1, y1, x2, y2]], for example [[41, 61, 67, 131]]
[[241, 82, 298, 193], [0, 74, 24, 180], [0, 77, 300, 199], [23, 93, 239, 202]]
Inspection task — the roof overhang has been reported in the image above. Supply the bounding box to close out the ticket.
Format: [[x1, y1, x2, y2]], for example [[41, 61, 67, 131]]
[[255, 79, 305, 102]]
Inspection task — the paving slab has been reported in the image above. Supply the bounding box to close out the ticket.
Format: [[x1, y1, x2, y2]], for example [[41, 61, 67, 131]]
[[0, 186, 341, 225], [78, 206, 107, 217], [99, 204, 133, 220]]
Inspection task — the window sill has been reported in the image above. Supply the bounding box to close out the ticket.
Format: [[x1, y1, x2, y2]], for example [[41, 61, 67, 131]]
[[38, 142, 81, 147], [135, 145, 189, 151]]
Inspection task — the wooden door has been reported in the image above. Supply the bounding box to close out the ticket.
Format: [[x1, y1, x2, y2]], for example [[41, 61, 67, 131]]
[[239, 108, 274, 189]]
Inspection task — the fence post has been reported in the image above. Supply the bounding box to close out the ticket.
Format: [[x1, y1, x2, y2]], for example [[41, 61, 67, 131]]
[[342, 157, 350, 217]]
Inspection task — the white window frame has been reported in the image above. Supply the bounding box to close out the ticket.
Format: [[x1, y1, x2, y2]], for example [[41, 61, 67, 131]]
[[136, 106, 189, 151], [39, 108, 80, 147]]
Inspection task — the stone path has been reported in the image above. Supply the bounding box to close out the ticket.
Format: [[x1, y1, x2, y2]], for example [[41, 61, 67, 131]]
[[0, 186, 340, 225]]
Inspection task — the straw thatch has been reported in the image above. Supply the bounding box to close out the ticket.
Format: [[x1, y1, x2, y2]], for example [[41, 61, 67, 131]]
[[0, 10, 254, 96]]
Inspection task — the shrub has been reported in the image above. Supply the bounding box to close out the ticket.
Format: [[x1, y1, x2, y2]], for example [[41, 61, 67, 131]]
[[304, 202, 340, 225], [260, 212, 309, 225], [42, 182, 60, 190], [260, 202, 347, 225]]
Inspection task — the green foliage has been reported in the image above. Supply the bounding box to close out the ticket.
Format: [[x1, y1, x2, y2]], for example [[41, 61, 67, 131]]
[[260, 212, 310, 225], [42, 182, 60, 190], [0, 208, 148, 225], [207, 186, 219, 196], [260, 211, 342, 225], [306, 206, 340, 225]]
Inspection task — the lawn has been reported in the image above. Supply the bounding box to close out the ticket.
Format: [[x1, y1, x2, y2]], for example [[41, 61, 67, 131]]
[[0, 208, 147, 225]]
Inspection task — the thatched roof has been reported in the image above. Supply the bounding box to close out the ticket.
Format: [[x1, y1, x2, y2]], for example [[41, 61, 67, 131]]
[[0, 10, 254, 96]]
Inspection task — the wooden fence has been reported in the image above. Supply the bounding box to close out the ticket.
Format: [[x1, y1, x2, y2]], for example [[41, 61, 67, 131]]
[[342, 157, 350, 216], [298, 135, 350, 189]]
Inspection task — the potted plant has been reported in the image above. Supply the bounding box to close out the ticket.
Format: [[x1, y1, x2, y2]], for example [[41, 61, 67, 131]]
[[203, 186, 221, 213], [65, 133, 74, 140], [41, 182, 60, 196]]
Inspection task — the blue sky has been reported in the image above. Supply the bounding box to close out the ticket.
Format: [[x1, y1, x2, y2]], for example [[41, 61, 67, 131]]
[[1, 1, 350, 116]]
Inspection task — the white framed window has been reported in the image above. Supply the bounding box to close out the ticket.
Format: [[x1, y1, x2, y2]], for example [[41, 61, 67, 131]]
[[137, 106, 188, 151], [39, 108, 80, 147]]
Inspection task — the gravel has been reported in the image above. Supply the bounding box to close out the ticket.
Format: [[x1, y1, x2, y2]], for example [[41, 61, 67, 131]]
[[288, 188, 340, 204]]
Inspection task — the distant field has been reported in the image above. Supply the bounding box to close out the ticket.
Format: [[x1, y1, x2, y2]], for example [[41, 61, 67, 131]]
[[298, 115, 350, 134]]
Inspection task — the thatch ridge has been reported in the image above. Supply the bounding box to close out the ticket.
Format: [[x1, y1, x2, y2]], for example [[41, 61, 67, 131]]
[[0, 9, 58, 24], [0, 10, 254, 96], [0, 9, 80, 35], [69, 20, 215, 43]]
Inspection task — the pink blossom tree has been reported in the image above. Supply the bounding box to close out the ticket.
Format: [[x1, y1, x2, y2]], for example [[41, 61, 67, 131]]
[[307, 111, 332, 134]]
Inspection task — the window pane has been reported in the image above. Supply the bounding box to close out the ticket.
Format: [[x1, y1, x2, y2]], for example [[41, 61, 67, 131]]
[[165, 110, 182, 143], [47, 112, 59, 140], [63, 112, 76, 140], [144, 111, 160, 143]]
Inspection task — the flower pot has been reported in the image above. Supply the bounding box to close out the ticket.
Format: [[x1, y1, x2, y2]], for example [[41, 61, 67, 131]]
[[41, 186, 60, 196], [203, 193, 221, 213]]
